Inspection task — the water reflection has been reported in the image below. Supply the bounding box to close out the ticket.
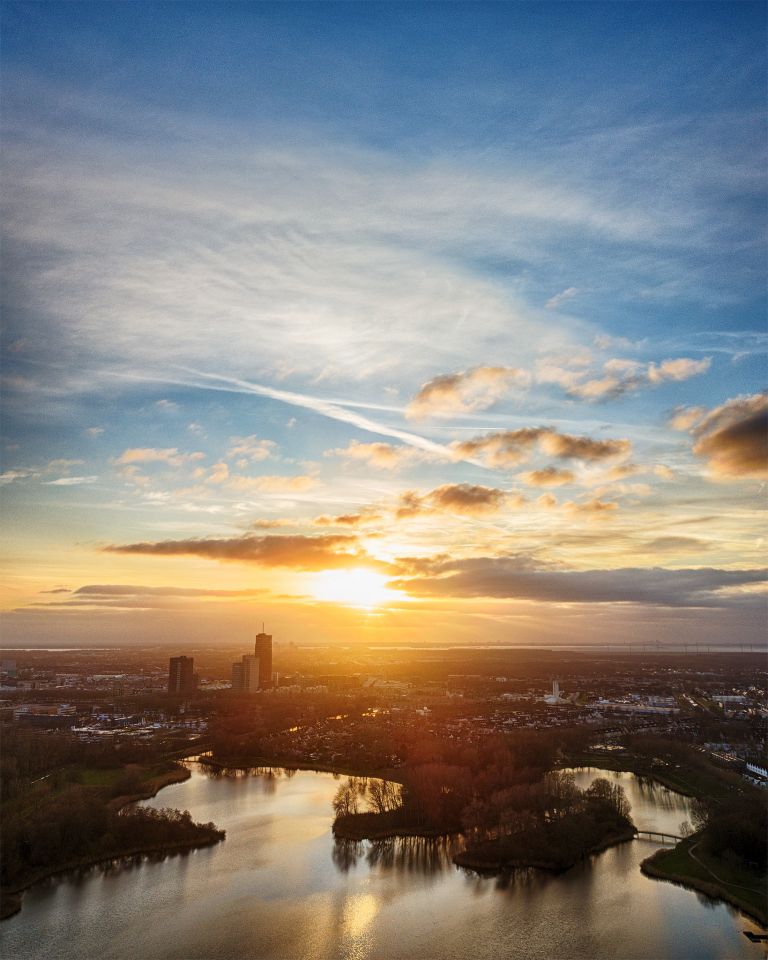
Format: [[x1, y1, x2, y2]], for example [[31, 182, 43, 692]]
[[333, 834, 462, 877], [2, 763, 763, 960]]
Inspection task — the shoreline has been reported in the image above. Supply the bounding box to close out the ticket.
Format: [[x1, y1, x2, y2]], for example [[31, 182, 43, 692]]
[[0, 762, 215, 922], [641, 843, 767, 928], [197, 753, 404, 785], [558, 755, 698, 797], [453, 827, 637, 874], [333, 818, 450, 842], [108, 762, 192, 809], [0, 834, 222, 921]]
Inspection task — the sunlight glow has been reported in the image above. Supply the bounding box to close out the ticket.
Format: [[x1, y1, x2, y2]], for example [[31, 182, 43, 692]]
[[311, 568, 403, 609]]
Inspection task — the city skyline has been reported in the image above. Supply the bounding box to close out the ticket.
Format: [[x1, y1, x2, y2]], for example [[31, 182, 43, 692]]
[[1, 1, 766, 649]]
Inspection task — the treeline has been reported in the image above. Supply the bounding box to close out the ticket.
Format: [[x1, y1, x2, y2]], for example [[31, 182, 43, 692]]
[[2, 787, 224, 888], [688, 791, 767, 871], [458, 772, 633, 870]]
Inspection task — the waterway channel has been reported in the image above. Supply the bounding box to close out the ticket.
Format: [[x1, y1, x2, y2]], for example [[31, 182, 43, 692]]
[[2, 763, 765, 959]]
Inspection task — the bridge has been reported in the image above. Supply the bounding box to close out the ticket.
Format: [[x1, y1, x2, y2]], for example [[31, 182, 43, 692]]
[[634, 830, 683, 844]]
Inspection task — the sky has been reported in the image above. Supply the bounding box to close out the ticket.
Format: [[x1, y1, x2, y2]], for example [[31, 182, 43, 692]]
[[1, 1, 766, 648]]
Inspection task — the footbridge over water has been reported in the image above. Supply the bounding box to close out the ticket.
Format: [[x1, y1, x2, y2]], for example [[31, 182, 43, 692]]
[[634, 830, 683, 844]]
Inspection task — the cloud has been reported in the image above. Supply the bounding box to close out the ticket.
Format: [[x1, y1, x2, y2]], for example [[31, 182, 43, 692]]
[[668, 406, 707, 431], [84, 426, 105, 437], [647, 357, 712, 384], [602, 463, 641, 481], [72, 584, 265, 598], [653, 465, 677, 480], [44, 476, 98, 486], [563, 497, 618, 517], [452, 427, 631, 469], [593, 334, 647, 351], [538, 432, 631, 462], [45, 458, 85, 474], [7, 90, 651, 403], [451, 428, 545, 468], [392, 556, 767, 607], [226, 435, 277, 462], [0, 468, 38, 484], [545, 287, 578, 310], [206, 462, 230, 485], [155, 399, 179, 412], [564, 356, 711, 401], [643, 537, 710, 553], [519, 467, 574, 487], [690, 391, 768, 480], [329, 440, 425, 471], [115, 447, 205, 467], [250, 518, 297, 529], [189, 370, 458, 461], [104, 533, 379, 570], [396, 483, 519, 518], [406, 366, 529, 419], [312, 510, 382, 527], [32, 583, 269, 610], [226, 474, 317, 493]]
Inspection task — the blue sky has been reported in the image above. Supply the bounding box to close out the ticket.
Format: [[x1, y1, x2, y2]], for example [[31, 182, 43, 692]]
[[1, 2, 765, 646]]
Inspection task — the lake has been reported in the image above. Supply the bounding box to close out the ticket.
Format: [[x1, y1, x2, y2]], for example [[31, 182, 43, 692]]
[[2, 763, 765, 960]]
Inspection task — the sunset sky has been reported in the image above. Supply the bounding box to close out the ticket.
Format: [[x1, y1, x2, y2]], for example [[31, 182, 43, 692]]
[[1, 2, 765, 648]]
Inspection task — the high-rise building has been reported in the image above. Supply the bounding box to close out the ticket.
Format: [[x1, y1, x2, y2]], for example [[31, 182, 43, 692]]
[[242, 655, 261, 692], [254, 629, 273, 688], [231, 654, 261, 692], [168, 656, 195, 694]]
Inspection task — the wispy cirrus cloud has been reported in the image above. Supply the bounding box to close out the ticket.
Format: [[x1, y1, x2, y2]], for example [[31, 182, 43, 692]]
[[545, 286, 578, 310]]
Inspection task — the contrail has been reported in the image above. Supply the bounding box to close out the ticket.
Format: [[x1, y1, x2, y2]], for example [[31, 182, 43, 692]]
[[182, 368, 457, 458], [178, 367, 478, 463]]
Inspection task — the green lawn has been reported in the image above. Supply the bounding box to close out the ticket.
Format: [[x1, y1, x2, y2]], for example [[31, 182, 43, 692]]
[[77, 767, 124, 787]]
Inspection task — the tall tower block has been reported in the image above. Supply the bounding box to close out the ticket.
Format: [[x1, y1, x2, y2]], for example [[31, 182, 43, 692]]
[[168, 655, 195, 695], [254, 629, 273, 688]]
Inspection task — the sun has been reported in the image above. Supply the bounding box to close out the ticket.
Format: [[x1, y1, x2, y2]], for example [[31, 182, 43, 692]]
[[311, 568, 402, 609]]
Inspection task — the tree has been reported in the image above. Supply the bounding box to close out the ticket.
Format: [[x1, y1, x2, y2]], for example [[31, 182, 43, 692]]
[[332, 780, 359, 818]]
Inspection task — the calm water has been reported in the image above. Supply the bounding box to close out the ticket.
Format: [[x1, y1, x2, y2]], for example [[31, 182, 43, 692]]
[[2, 764, 765, 960]]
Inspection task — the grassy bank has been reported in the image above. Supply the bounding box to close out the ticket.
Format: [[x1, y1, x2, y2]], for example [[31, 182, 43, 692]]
[[641, 838, 767, 927]]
